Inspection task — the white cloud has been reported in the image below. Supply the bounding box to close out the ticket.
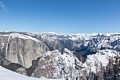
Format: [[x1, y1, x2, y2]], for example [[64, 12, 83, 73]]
[[0, 1, 4, 9], [0, 0, 6, 11]]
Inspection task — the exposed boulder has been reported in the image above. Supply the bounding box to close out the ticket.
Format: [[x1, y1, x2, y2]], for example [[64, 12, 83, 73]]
[[0, 33, 49, 68], [16, 67, 27, 75]]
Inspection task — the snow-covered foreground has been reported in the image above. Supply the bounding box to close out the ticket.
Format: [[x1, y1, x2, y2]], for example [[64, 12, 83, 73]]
[[0, 66, 64, 80]]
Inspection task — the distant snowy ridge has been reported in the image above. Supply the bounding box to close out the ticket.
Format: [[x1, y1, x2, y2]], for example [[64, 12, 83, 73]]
[[10, 33, 40, 42], [0, 32, 40, 42], [40, 32, 120, 41]]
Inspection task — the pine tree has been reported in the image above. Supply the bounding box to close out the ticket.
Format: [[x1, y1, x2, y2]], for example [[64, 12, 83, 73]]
[[104, 58, 114, 80], [113, 55, 120, 80]]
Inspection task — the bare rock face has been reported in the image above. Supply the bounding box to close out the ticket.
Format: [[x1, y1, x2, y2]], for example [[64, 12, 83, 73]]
[[7, 38, 41, 68], [0, 32, 49, 68]]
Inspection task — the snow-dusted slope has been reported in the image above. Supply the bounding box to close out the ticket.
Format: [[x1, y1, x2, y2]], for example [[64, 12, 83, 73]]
[[84, 49, 118, 73], [0, 66, 64, 80], [31, 48, 83, 79]]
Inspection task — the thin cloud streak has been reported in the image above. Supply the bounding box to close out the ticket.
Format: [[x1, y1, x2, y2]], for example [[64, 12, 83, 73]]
[[0, 1, 4, 10], [0, 0, 7, 12]]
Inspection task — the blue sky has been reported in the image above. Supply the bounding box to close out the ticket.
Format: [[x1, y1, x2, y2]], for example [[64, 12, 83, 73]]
[[0, 0, 120, 33]]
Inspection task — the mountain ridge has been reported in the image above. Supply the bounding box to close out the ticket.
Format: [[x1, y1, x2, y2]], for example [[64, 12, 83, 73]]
[[0, 31, 119, 80]]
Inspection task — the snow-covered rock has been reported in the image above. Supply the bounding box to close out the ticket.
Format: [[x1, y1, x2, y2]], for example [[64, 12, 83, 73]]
[[84, 49, 117, 73], [32, 48, 82, 79]]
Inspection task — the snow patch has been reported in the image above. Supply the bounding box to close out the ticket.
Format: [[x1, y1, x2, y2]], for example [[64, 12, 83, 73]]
[[9, 33, 40, 42], [0, 66, 64, 80]]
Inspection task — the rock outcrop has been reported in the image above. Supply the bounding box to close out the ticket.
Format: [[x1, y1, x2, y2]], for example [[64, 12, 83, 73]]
[[0, 32, 49, 68], [31, 48, 83, 80]]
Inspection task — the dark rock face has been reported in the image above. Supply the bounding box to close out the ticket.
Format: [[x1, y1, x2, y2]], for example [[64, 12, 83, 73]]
[[26, 57, 40, 76], [16, 67, 27, 75]]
